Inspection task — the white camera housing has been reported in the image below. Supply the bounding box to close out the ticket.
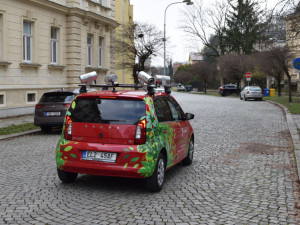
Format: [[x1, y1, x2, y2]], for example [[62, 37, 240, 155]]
[[138, 71, 154, 86], [104, 74, 118, 85], [155, 75, 171, 87], [79, 71, 98, 85]]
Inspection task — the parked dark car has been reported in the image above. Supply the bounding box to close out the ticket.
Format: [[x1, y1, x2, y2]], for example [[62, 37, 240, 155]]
[[34, 89, 78, 133], [185, 85, 193, 92], [218, 84, 238, 96]]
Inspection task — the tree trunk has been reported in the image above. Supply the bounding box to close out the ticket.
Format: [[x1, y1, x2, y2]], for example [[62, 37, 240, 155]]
[[204, 80, 207, 94], [288, 76, 292, 103], [276, 77, 281, 97]]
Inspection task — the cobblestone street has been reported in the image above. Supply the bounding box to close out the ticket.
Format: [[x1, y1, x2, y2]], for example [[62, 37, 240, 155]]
[[0, 92, 299, 224]]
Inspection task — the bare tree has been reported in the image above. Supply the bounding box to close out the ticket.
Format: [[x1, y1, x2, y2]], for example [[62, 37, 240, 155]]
[[113, 22, 164, 84], [268, 46, 293, 101], [190, 61, 216, 93], [173, 71, 193, 85], [255, 51, 284, 96], [179, 0, 229, 57], [218, 54, 254, 92]]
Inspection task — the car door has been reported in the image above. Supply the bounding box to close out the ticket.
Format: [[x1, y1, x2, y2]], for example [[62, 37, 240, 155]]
[[165, 96, 189, 161], [153, 96, 179, 167]]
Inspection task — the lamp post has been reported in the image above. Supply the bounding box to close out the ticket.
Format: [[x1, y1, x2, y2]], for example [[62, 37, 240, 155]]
[[163, 0, 193, 75]]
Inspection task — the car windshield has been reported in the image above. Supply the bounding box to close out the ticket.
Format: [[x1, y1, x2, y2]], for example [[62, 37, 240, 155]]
[[40, 92, 75, 103], [249, 87, 261, 91], [69, 98, 145, 125]]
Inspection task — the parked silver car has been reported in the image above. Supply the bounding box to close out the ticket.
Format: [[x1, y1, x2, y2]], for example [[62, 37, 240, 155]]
[[240, 86, 263, 101]]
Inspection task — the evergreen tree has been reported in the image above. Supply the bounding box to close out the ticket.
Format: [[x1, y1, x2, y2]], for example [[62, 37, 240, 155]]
[[168, 59, 174, 78], [225, 0, 266, 54]]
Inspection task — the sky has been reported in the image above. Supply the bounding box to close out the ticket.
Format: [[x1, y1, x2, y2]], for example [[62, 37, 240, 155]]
[[129, 0, 281, 67]]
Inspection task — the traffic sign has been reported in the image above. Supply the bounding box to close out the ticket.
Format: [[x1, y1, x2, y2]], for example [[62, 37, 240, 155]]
[[246, 72, 252, 78], [293, 58, 300, 70]]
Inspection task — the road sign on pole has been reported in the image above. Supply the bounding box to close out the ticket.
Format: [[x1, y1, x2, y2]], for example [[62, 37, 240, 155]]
[[245, 72, 252, 86]]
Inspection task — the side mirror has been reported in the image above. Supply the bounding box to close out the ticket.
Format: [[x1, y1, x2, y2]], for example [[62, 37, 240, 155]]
[[185, 113, 194, 120]]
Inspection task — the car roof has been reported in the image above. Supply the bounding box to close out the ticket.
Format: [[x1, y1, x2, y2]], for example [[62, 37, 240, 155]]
[[77, 90, 168, 100], [43, 89, 76, 94]]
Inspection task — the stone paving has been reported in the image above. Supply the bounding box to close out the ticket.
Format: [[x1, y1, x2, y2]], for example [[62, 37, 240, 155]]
[[0, 92, 299, 224]]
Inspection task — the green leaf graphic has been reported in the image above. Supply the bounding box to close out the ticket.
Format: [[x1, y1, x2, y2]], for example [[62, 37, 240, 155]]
[[64, 146, 72, 152], [134, 164, 139, 168], [124, 163, 128, 168], [123, 154, 129, 159], [131, 157, 139, 162], [71, 101, 76, 109], [70, 154, 77, 158]]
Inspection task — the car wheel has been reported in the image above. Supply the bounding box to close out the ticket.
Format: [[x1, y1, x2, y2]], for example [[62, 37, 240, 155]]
[[57, 168, 78, 183], [41, 125, 52, 133], [146, 153, 165, 192], [244, 95, 247, 101], [182, 139, 194, 166], [240, 94, 243, 100], [259, 98, 263, 101]]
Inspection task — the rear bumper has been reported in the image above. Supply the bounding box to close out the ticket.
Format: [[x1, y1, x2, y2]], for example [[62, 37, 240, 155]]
[[34, 116, 64, 127], [56, 138, 152, 179], [245, 94, 263, 99]]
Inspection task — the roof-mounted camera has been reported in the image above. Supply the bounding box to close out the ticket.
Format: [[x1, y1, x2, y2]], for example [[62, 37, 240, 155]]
[[79, 71, 98, 93]]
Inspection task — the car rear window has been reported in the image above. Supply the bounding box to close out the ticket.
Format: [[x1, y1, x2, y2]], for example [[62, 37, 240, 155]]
[[40, 92, 75, 103], [69, 98, 145, 125], [249, 87, 261, 91]]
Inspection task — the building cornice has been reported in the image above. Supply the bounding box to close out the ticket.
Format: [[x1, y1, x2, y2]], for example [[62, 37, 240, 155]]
[[18, 0, 119, 28]]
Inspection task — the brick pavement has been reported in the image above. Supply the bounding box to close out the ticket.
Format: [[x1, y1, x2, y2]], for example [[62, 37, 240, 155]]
[[0, 93, 299, 224]]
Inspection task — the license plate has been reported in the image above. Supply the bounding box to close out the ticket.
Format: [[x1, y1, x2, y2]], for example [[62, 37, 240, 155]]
[[45, 112, 61, 116], [82, 151, 117, 163]]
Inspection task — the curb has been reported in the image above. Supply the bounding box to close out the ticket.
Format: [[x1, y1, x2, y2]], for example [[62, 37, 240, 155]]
[[0, 129, 41, 141], [266, 100, 300, 178]]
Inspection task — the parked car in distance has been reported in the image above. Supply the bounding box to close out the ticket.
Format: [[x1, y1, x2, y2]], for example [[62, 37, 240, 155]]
[[154, 86, 165, 93], [34, 89, 77, 133], [218, 84, 238, 96], [178, 84, 185, 91], [185, 85, 193, 92], [56, 74, 195, 192], [240, 86, 263, 101]]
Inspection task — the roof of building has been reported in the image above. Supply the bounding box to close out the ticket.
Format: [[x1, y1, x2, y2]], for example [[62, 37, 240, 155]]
[[189, 53, 204, 62]]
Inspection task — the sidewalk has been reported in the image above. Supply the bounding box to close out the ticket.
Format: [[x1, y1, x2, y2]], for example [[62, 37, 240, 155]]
[[0, 114, 40, 140], [0, 114, 34, 128]]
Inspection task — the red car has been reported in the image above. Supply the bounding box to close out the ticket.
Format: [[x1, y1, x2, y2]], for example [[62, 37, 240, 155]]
[[56, 73, 194, 192]]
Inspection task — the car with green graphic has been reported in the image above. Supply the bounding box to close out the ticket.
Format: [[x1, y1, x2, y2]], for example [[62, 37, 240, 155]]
[[56, 72, 195, 192]]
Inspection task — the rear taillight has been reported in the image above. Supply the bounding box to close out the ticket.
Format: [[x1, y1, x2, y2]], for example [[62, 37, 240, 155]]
[[221, 87, 224, 90], [247, 91, 250, 95], [35, 104, 44, 109], [64, 115, 72, 140], [135, 119, 146, 145], [63, 104, 71, 108]]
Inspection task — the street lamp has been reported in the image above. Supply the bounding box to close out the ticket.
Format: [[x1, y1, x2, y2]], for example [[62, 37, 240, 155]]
[[163, 0, 193, 75]]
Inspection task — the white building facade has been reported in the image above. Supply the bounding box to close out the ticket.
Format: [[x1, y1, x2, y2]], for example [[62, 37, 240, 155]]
[[0, 0, 118, 118]]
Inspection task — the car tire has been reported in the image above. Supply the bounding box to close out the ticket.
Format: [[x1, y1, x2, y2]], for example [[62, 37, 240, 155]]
[[57, 168, 78, 183], [146, 153, 165, 192], [41, 125, 52, 133], [244, 95, 247, 101], [182, 139, 194, 166], [240, 95, 243, 100]]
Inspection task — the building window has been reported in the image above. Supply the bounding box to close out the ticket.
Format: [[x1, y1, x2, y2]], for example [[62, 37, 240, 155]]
[[51, 27, 58, 64], [0, 92, 5, 107], [99, 37, 103, 67], [23, 21, 32, 62], [87, 34, 92, 67], [26, 92, 36, 104], [99, 0, 105, 6]]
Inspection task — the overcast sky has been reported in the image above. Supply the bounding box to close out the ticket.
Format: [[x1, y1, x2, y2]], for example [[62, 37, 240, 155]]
[[129, 0, 281, 66]]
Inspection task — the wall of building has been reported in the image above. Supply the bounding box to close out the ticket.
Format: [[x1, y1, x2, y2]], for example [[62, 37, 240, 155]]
[[286, 14, 300, 93], [115, 0, 134, 84], [0, 0, 118, 117]]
